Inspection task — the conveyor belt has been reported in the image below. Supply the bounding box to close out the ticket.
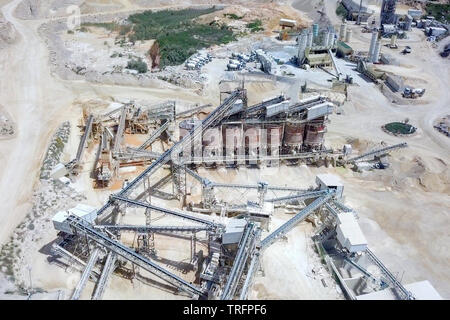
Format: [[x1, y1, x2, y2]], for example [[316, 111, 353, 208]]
[[181, 150, 334, 165], [97, 90, 244, 216], [209, 183, 312, 192], [75, 114, 94, 163], [176, 104, 212, 118], [221, 223, 257, 300], [265, 190, 329, 203], [112, 107, 127, 154], [238, 251, 260, 300], [347, 143, 407, 163], [138, 121, 170, 151], [365, 248, 415, 300], [245, 95, 286, 115], [94, 224, 212, 234], [92, 251, 117, 300], [260, 192, 333, 250], [67, 215, 206, 298], [71, 247, 100, 300], [109, 195, 220, 228]]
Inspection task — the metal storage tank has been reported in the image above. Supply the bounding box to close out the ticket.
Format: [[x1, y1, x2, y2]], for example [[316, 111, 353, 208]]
[[266, 125, 283, 148], [304, 120, 326, 148], [202, 127, 221, 148], [368, 31, 378, 60], [306, 30, 313, 48], [345, 29, 352, 42], [283, 123, 305, 147], [312, 24, 319, 37], [222, 125, 243, 150], [372, 41, 381, 63], [339, 23, 347, 40], [322, 30, 330, 46], [244, 125, 261, 150], [297, 31, 308, 64], [327, 30, 335, 47]]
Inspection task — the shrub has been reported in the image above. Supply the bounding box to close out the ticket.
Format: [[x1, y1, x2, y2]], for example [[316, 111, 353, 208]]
[[126, 58, 148, 73]]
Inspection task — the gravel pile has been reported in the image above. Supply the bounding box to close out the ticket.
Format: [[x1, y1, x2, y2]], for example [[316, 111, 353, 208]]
[[40, 122, 71, 180]]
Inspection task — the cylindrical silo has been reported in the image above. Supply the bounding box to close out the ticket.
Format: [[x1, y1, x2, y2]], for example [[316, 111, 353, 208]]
[[223, 125, 243, 151], [266, 124, 283, 149], [390, 34, 397, 47], [339, 23, 347, 40], [307, 30, 313, 48], [304, 119, 326, 149], [327, 30, 335, 47], [297, 31, 307, 64], [372, 41, 382, 63], [283, 123, 305, 149], [313, 24, 319, 37], [322, 30, 330, 46], [345, 29, 352, 42], [368, 31, 378, 60], [405, 15, 412, 31]]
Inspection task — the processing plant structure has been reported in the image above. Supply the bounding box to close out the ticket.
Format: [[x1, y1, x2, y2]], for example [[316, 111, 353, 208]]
[[49, 88, 417, 300]]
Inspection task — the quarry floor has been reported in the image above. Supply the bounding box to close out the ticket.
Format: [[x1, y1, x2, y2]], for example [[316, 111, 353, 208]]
[[0, 0, 449, 299]]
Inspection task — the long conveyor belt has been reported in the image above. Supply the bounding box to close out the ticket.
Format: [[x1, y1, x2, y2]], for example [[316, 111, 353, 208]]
[[97, 89, 244, 216], [94, 224, 212, 234], [67, 215, 206, 298], [138, 121, 170, 151], [260, 192, 334, 251], [91, 251, 117, 300], [109, 195, 221, 228], [221, 223, 257, 300]]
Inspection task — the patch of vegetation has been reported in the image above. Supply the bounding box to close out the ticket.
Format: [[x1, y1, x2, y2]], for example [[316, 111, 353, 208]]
[[67, 30, 74, 34], [224, 13, 245, 20], [336, 3, 347, 19], [126, 58, 148, 73], [126, 8, 235, 68], [81, 22, 131, 35], [425, 3, 450, 23], [246, 19, 264, 33], [384, 122, 416, 135]]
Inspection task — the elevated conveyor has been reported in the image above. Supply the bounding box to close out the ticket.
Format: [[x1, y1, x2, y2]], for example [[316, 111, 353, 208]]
[[67, 215, 206, 298], [260, 192, 334, 250]]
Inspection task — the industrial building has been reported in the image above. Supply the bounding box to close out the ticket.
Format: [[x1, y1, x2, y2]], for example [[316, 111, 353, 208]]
[[297, 26, 336, 68], [341, 0, 373, 22], [380, 0, 399, 25]]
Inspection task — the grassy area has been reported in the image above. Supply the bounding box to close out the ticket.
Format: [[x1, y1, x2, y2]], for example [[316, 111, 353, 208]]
[[246, 19, 264, 33], [384, 122, 416, 135], [425, 3, 450, 22], [336, 2, 347, 18], [126, 8, 235, 68]]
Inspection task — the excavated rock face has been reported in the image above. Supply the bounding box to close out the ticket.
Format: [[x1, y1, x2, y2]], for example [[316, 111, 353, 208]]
[[0, 14, 17, 49]]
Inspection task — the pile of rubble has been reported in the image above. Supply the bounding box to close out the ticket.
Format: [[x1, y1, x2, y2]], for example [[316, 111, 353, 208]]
[[0, 107, 15, 139], [158, 66, 208, 91], [40, 122, 71, 180]]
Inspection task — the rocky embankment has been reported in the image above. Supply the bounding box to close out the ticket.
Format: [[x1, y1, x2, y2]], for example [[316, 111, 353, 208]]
[[0, 12, 17, 49]]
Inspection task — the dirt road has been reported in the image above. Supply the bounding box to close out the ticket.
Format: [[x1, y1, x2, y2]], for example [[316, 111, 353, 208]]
[[0, 0, 77, 245]]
